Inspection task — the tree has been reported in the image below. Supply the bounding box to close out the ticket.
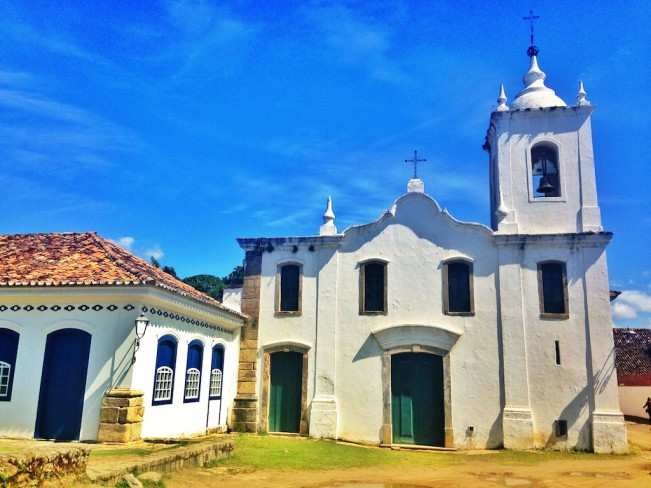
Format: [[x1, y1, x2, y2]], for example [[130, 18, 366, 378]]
[[162, 265, 177, 277], [223, 265, 244, 286], [150, 256, 160, 268], [182, 274, 225, 301]]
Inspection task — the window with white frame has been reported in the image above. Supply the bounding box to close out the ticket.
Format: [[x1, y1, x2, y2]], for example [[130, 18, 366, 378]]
[[184, 340, 204, 402], [209, 344, 225, 400], [0, 361, 10, 398], [209, 368, 223, 397], [152, 335, 177, 405], [153, 366, 173, 401], [184, 368, 201, 400]]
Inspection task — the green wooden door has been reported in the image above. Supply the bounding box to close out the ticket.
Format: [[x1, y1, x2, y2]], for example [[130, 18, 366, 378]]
[[391, 353, 445, 446], [269, 352, 302, 433]]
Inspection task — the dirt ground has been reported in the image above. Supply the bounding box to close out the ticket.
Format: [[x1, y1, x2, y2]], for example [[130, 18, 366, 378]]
[[163, 422, 651, 488]]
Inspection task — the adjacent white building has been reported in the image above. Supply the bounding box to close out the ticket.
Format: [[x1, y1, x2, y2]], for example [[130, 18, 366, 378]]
[[0, 232, 244, 442], [229, 47, 627, 453]]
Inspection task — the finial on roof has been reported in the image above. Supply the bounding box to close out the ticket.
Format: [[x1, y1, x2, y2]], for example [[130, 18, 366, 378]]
[[510, 11, 567, 110], [319, 196, 337, 235], [577, 80, 591, 106], [496, 83, 509, 111]]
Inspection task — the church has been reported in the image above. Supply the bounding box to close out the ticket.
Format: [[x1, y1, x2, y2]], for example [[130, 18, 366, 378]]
[[228, 45, 628, 453], [0, 41, 628, 453]]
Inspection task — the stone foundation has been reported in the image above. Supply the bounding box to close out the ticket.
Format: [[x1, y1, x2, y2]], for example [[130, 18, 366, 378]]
[[592, 410, 628, 453], [502, 407, 534, 449], [97, 388, 144, 443]]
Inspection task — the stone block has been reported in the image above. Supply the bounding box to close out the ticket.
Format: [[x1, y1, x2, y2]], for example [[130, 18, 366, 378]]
[[119, 405, 145, 424], [240, 339, 258, 350], [239, 349, 258, 363], [100, 406, 119, 423], [238, 369, 257, 381], [104, 396, 143, 408], [238, 381, 257, 395], [232, 406, 258, 423], [98, 423, 134, 443]]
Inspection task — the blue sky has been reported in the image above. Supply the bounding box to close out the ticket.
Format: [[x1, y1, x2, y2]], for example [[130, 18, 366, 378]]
[[0, 1, 649, 326]]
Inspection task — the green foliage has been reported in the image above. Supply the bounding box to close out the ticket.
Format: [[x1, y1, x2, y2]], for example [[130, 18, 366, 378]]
[[141, 480, 165, 488], [223, 265, 244, 286], [183, 274, 225, 301], [161, 265, 177, 277], [150, 256, 160, 268], [210, 434, 609, 472]]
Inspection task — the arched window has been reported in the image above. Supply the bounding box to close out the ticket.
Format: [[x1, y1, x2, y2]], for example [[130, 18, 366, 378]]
[[209, 345, 225, 399], [531, 144, 560, 197], [443, 260, 474, 315], [277, 263, 302, 313], [360, 260, 387, 314], [153, 335, 177, 405], [184, 340, 204, 402], [538, 261, 569, 318], [0, 328, 19, 401]]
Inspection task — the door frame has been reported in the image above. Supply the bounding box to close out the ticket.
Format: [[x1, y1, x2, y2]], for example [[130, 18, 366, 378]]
[[260, 342, 309, 435], [381, 345, 453, 447]]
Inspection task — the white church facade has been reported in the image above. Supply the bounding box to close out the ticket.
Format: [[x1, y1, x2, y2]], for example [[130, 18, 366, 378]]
[[0, 232, 244, 442], [229, 48, 628, 453]]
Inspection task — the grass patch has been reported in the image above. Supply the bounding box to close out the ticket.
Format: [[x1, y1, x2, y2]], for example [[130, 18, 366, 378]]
[[213, 434, 616, 472], [90, 448, 154, 458]]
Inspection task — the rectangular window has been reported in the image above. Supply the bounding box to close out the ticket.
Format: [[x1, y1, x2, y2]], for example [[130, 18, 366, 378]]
[[209, 369, 223, 397], [444, 260, 474, 315], [360, 261, 387, 314], [0, 362, 10, 397], [555, 419, 568, 437], [154, 367, 173, 401], [538, 262, 568, 318], [184, 369, 201, 400], [278, 264, 301, 313], [555, 340, 561, 365]]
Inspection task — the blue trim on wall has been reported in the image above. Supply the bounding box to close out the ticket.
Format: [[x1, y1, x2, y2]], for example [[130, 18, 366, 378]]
[[0, 328, 19, 402], [209, 344, 225, 400], [184, 339, 204, 403], [152, 334, 177, 406]]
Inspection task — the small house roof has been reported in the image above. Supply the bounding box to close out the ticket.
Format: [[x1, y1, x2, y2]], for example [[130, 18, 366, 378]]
[[613, 328, 651, 386], [0, 232, 245, 319]]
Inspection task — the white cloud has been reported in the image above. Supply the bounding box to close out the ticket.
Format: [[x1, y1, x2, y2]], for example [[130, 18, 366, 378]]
[[618, 290, 651, 313], [144, 246, 164, 261], [114, 236, 135, 250], [305, 5, 407, 84], [612, 302, 637, 320]]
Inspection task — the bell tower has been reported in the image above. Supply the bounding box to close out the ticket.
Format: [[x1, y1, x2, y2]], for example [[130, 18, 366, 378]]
[[485, 39, 602, 235]]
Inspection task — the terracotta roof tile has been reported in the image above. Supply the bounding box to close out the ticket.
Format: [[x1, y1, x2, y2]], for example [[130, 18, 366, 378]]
[[613, 328, 651, 386], [0, 232, 244, 319]]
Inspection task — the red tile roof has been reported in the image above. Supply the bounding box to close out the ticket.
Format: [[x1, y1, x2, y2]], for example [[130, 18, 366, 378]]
[[0, 232, 244, 318], [613, 328, 651, 386]]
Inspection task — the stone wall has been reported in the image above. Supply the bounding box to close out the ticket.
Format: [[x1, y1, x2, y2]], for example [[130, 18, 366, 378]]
[[0, 447, 89, 487], [231, 249, 262, 432], [97, 388, 144, 443]]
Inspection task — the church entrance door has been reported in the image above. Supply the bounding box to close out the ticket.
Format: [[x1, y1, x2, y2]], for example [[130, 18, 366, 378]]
[[35, 328, 91, 441], [269, 351, 302, 433], [391, 352, 444, 446]]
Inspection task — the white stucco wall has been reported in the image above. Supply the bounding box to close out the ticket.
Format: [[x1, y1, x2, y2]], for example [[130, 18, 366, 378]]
[[250, 189, 624, 451], [619, 386, 651, 419], [0, 286, 242, 441], [134, 317, 240, 438]]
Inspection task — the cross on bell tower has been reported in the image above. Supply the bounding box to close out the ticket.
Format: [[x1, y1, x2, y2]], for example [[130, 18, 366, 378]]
[[404, 150, 427, 179], [523, 9, 540, 57]]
